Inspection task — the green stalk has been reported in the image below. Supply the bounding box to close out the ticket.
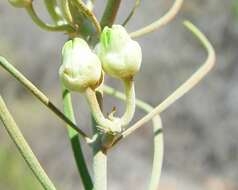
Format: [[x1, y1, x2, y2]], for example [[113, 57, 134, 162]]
[[85, 88, 114, 131], [121, 79, 135, 127], [100, 0, 122, 28], [25, 3, 73, 32], [0, 96, 56, 190], [93, 143, 107, 190], [44, 0, 65, 24], [72, 0, 101, 33], [61, 87, 93, 190], [103, 85, 164, 190], [60, 0, 74, 25], [149, 116, 163, 190]]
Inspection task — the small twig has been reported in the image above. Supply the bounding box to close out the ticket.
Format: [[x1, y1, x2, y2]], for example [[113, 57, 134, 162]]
[[61, 0, 75, 25], [0, 96, 56, 190], [44, 0, 66, 25], [130, 0, 184, 38], [72, 0, 101, 33], [123, 21, 216, 138], [122, 0, 140, 26], [0, 56, 91, 142], [25, 3, 74, 32]]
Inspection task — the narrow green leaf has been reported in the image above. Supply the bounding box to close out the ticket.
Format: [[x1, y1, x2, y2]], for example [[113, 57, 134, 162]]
[[100, 0, 122, 28], [61, 87, 93, 190]]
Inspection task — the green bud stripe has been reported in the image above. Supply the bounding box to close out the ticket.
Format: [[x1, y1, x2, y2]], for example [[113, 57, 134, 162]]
[[101, 27, 112, 48]]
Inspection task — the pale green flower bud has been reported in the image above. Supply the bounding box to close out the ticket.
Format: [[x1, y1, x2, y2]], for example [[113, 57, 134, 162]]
[[59, 38, 102, 92], [96, 25, 142, 79], [8, 0, 32, 8]]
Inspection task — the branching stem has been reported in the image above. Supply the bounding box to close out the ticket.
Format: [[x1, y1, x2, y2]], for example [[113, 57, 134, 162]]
[[72, 0, 101, 33], [44, 0, 65, 25], [25, 3, 74, 32]]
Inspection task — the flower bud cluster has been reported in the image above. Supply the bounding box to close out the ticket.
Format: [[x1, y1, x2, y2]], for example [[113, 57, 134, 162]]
[[60, 25, 142, 92], [59, 25, 141, 139]]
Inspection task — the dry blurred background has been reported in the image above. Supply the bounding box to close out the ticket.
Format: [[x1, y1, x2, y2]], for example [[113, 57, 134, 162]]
[[0, 0, 238, 190]]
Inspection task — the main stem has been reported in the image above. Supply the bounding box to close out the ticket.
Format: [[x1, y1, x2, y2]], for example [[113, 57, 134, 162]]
[[93, 151, 107, 190], [92, 92, 107, 190], [92, 134, 107, 190]]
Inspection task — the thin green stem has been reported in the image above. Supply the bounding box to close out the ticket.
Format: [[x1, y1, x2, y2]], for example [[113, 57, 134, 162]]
[[0, 96, 56, 190], [72, 0, 101, 33], [61, 87, 93, 190], [100, 0, 122, 28], [130, 0, 183, 38], [85, 88, 115, 132], [120, 79, 135, 127], [44, 0, 65, 25], [122, 21, 216, 138], [148, 115, 163, 190], [25, 3, 74, 32], [122, 0, 140, 26], [60, 0, 75, 26], [0, 56, 90, 142], [103, 85, 164, 190]]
